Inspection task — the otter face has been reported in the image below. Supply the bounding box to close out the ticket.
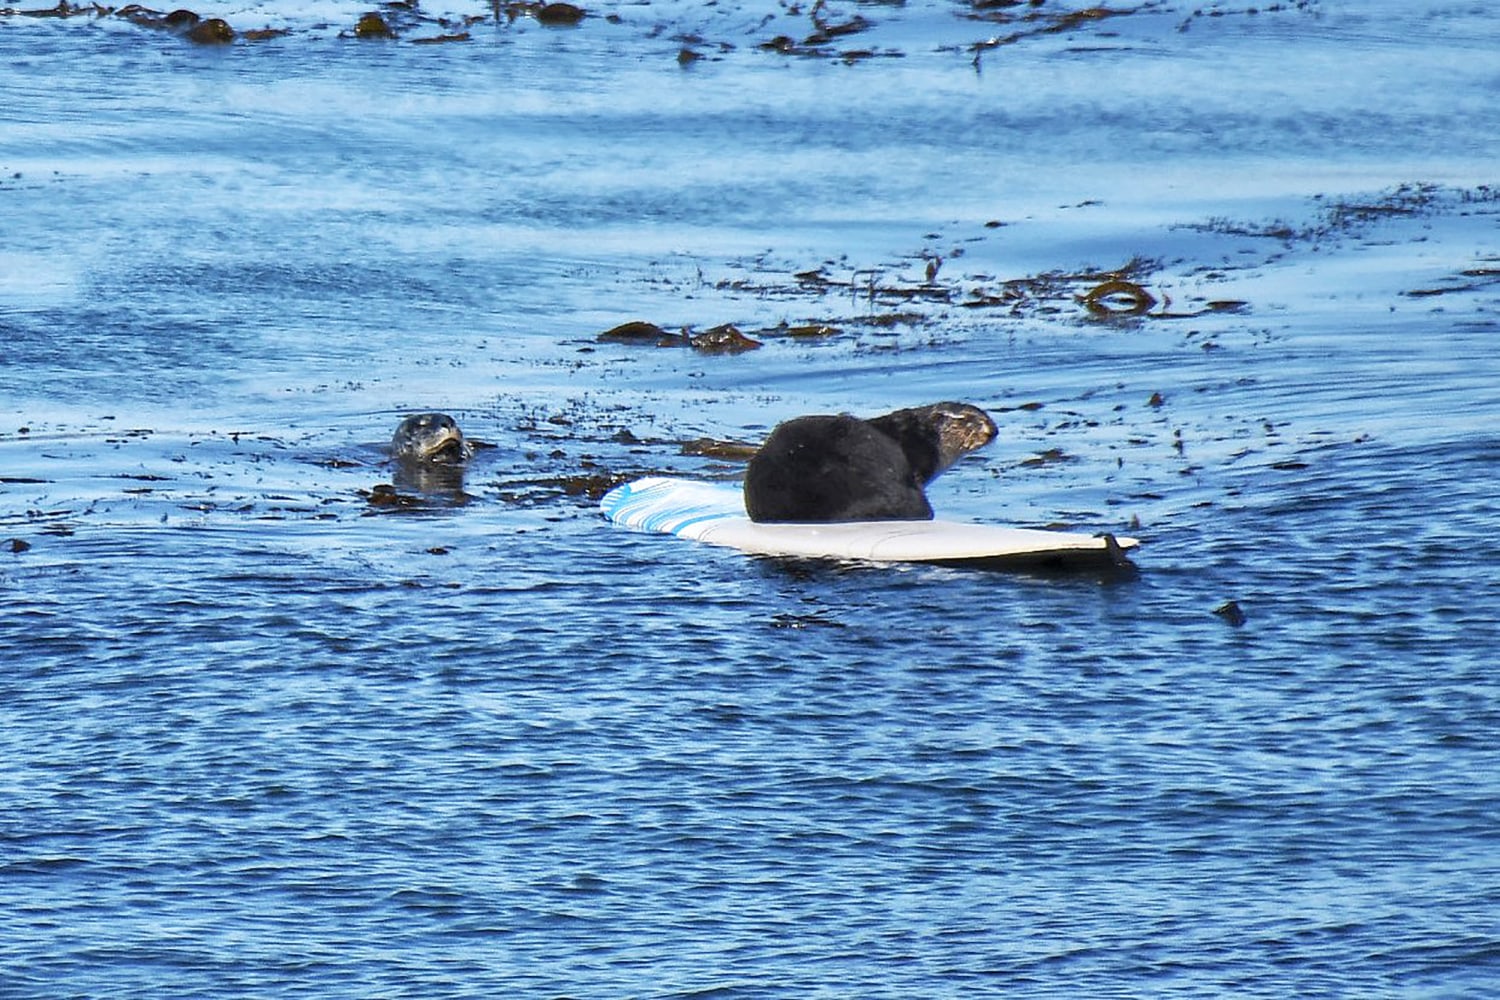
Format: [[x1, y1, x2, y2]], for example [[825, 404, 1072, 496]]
[[391, 412, 474, 464], [866, 401, 996, 482], [922, 402, 998, 471]]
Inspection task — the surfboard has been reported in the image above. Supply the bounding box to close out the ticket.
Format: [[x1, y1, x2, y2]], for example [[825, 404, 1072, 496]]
[[600, 476, 1139, 570]]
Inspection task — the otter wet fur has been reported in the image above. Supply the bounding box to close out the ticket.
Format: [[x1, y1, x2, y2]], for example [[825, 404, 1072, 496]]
[[391, 412, 475, 464], [744, 402, 997, 523]]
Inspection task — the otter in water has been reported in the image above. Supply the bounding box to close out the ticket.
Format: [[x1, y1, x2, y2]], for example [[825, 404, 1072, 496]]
[[390, 412, 474, 464], [744, 402, 997, 522], [387, 412, 475, 498]]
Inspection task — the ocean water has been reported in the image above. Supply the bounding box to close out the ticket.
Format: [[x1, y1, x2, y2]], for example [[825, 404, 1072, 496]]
[[1, 1, 1497, 996]]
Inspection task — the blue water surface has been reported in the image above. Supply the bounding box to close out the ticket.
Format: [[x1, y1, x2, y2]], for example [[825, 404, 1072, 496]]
[[2, 1, 1497, 996]]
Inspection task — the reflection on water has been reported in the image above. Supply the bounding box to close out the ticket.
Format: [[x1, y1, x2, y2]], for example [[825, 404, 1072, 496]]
[[2, 1, 1498, 996], [389, 458, 470, 499]]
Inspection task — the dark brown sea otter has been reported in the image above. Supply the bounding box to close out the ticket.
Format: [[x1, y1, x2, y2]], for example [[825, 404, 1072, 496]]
[[744, 402, 997, 523]]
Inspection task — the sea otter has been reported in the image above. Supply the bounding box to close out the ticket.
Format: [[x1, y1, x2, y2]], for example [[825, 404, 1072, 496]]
[[744, 402, 997, 523], [390, 412, 474, 464]]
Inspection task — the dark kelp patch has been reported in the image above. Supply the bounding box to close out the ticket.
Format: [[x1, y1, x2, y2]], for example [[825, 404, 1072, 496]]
[[116, 5, 234, 42], [960, 258, 1168, 318], [494, 470, 629, 506], [1192, 183, 1495, 245], [1213, 599, 1248, 627], [597, 320, 684, 346], [2, 3, 257, 42], [0, 1, 492, 44], [688, 324, 761, 354], [596, 320, 761, 353], [963, 2, 1160, 66], [498, 1, 588, 27], [1018, 447, 1075, 469], [620, 241, 1254, 347], [1080, 278, 1158, 317], [185, 16, 232, 43], [0, 0, 1195, 61], [353, 11, 396, 38], [756, 0, 902, 62], [702, 236, 1216, 328], [1175, 1, 1321, 34], [679, 437, 759, 460], [363, 481, 473, 511], [1404, 261, 1500, 299]]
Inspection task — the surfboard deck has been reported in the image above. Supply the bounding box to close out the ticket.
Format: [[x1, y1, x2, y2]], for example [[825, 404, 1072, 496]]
[[600, 476, 1138, 570]]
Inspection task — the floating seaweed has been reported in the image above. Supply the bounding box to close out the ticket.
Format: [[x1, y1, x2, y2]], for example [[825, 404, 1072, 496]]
[[412, 30, 471, 44], [596, 321, 761, 353], [1081, 278, 1157, 317], [688, 324, 761, 354], [354, 11, 395, 37], [498, 1, 586, 26], [597, 320, 688, 347], [679, 438, 759, 460], [967, 3, 1157, 64]]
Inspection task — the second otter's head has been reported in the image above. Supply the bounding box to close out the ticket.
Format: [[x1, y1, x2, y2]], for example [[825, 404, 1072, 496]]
[[391, 412, 474, 464]]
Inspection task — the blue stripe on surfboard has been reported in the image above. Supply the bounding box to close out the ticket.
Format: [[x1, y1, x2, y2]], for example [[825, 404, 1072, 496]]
[[600, 477, 742, 535]]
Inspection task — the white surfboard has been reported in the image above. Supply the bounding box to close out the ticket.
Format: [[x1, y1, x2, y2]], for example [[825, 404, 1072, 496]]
[[600, 476, 1138, 570]]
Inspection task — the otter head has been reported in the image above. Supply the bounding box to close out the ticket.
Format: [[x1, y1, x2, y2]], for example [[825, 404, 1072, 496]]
[[922, 402, 998, 471], [866, 401, 996, 483], [391, 412, 474, 464]]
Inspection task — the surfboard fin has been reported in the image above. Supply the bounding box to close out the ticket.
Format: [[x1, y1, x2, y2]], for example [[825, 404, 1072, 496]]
[[1100, 532, 1134, 568]]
